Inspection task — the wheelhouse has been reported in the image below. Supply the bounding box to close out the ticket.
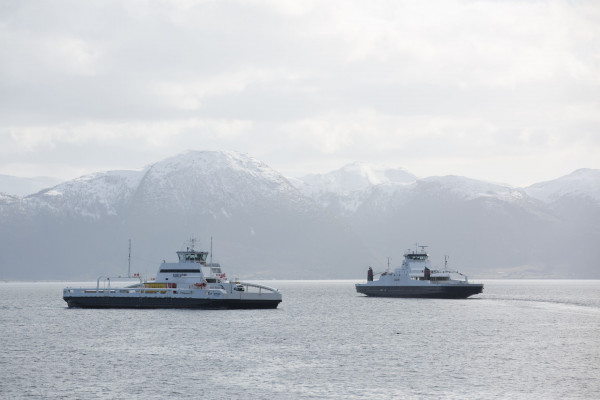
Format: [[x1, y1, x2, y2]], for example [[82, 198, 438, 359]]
[[405, 253, 428, 261], [177, 250, 208, 263]]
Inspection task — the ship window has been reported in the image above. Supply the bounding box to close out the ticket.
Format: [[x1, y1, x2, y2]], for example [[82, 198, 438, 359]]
[[160, 269, 201, 273], [178, 252, 208, 262]]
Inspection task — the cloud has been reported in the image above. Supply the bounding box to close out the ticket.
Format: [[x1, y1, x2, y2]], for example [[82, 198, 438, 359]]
[[0, 0, 598, 186], [5, 118, 253, 151]]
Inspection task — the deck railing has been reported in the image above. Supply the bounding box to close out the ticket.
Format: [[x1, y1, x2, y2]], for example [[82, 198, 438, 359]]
[[63, 281, 280, 297]]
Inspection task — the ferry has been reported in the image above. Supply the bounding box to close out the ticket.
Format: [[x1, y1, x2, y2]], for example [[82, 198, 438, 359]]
[[355, 246, 483, 299], [63, 241, 282, 309]]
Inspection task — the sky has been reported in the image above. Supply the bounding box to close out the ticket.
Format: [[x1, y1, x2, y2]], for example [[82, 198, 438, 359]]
[[1, 0, 599, 187]]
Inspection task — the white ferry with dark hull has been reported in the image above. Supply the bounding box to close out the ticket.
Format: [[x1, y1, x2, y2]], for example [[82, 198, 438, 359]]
[[63, 244, 282, 309], [356, 247, 483, 299]]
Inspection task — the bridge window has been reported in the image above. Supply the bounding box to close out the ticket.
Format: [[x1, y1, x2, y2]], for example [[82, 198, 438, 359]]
[[178, 252, 208, 262]]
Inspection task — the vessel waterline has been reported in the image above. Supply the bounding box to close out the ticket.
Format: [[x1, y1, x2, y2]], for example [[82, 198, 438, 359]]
[[63, 241, 282, 309], [356, 246, 483, 299]]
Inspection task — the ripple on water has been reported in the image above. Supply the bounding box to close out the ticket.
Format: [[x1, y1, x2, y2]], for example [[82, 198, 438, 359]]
[[0, 280, 598, 399]]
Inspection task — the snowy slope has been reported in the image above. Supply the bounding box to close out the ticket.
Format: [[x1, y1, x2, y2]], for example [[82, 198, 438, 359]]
[[296, 162, 416, 215], [294, 166, 536, 216], [348, 174, 552, 232], [7, 150, 307, 220], [294, 168, 592, 277], [22, 170, 143, 219], [412, 175, 543, 213], [0, 150, 371, 280], [0, 193, 20, 216], [525, 169, 600, 204], [419, 175, 523, 201], [134, 150, 307, 215], [0, 151, 598, 279], [299, 162, 416, 196]]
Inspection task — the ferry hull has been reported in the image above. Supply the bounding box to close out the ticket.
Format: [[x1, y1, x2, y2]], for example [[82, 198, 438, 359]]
[[355, 284, 483, 299], [63, 296, 281, 309]]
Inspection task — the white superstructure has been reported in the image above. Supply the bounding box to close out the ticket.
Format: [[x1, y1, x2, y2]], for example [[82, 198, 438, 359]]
[[356, 245, 483, 298], [63, 240, 282, 309]]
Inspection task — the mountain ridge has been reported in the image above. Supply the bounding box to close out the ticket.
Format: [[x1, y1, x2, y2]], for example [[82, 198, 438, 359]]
[[0, 151, 598, 280], [0, 151, 372, 280]]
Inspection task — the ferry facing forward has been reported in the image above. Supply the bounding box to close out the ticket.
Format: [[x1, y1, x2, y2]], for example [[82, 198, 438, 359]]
[[63, 241, 282, 309], [355, 246, 483, 299]]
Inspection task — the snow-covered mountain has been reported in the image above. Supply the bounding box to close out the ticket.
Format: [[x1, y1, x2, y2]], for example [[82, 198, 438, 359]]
[[294, 162, 539, 216], [296, 162, 417, 216], [292, 165, 600, 278], [526, 169, 600, 204], [20, 170, 142, 219], [299, 162, 416, 195], [0, 152, 598, 280], [132, 151, 307, 215], [0, 151, 371, 280], [4, 151, 308, 220]]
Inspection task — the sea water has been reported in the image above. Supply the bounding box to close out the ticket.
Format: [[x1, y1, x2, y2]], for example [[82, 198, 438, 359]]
[[1, 280, 599, 399]]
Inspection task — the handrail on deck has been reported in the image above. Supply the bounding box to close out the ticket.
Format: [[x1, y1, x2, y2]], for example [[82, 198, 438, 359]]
[[236, 281, 280, 294], [95, 275, 143, 290]]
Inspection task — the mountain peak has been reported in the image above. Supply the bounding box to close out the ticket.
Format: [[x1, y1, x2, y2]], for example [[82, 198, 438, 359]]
[[148, 150, 281, 181], [526, 168, 600, 203], [132, 150, 301, 215], [1, 152, 598, 279], [299, 162, 416, 196]]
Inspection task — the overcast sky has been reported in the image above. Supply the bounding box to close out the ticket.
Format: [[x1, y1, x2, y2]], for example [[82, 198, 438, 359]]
[[1, 0, 598, 187]]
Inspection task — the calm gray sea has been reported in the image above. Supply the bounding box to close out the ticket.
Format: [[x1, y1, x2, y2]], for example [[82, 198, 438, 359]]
[[1, 280, 599, 399]]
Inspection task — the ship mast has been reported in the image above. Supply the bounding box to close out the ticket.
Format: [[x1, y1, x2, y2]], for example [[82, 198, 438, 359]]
[[128, 239, 131, 278]]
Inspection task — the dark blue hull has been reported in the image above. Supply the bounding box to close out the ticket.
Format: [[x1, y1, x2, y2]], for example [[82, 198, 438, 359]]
[[355, 284, 483, 299], [64, 296, 281, 309]]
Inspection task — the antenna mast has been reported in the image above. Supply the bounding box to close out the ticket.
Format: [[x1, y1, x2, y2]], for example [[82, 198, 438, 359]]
[[128, 239, 131, 278], [210, 236, 213, 266]]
